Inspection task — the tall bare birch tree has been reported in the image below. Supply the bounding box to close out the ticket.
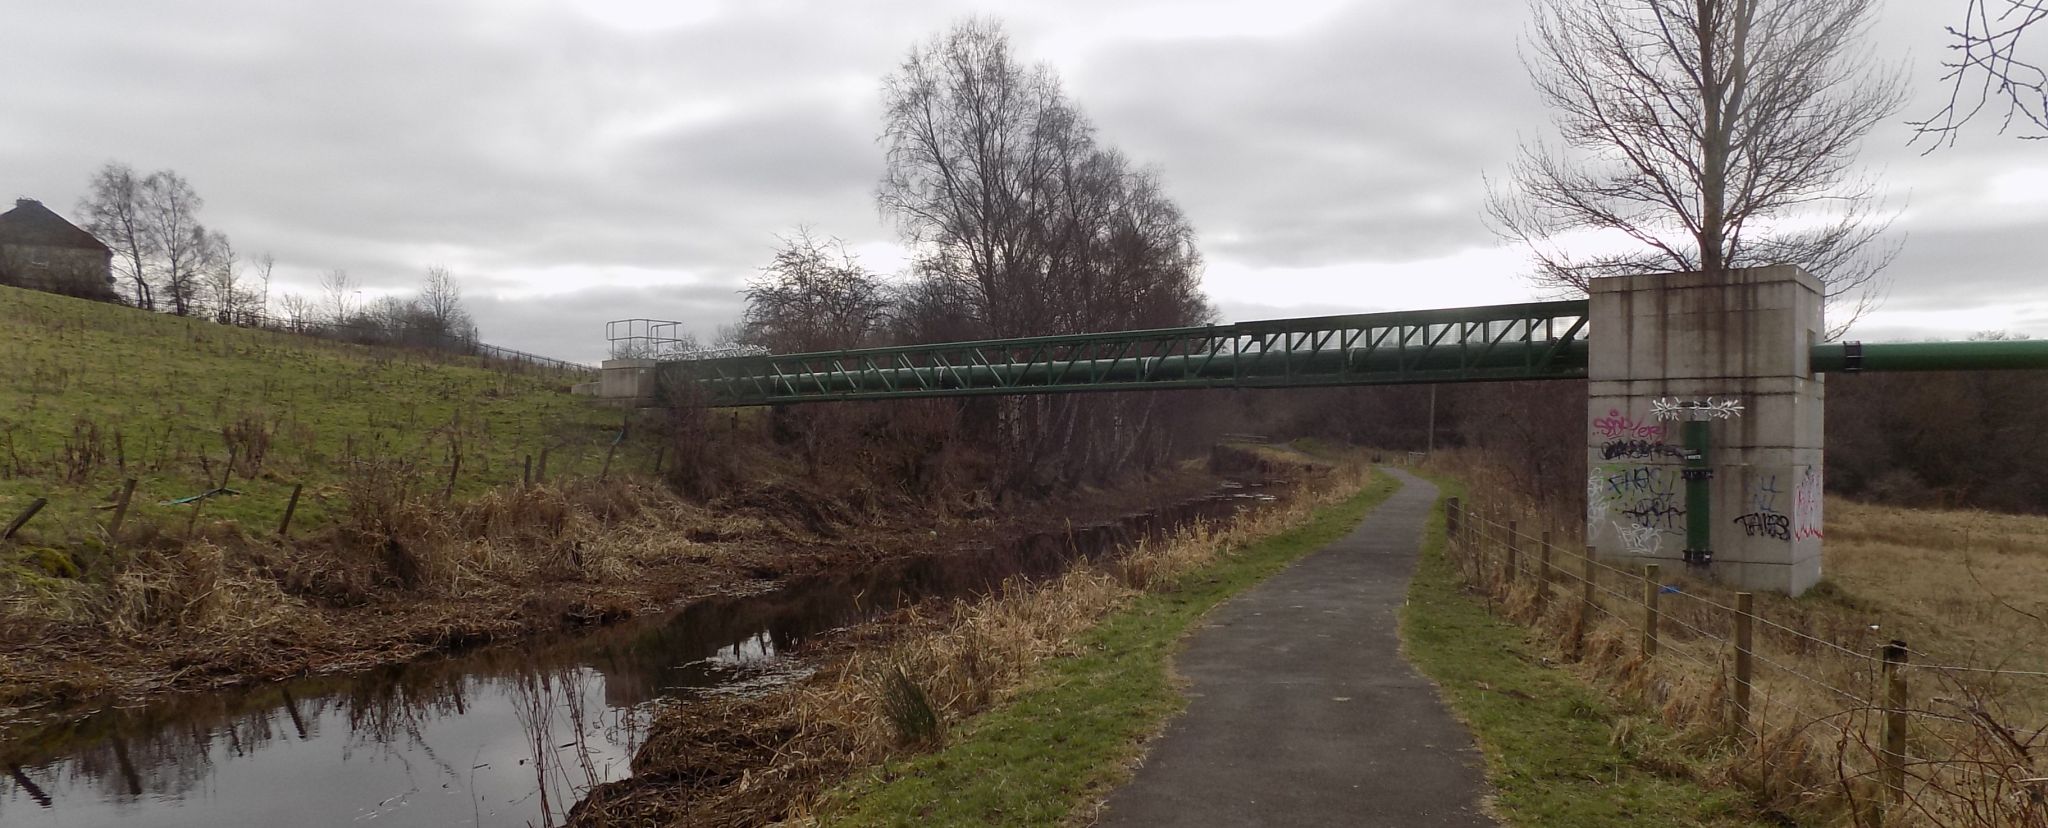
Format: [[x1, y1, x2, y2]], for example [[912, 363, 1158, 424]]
[[1489, 0, 1905, 330], [79, 163, 154, 309], [137, 170, 209, 317]]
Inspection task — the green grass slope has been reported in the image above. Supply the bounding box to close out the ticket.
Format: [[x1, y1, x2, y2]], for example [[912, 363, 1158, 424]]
[[0, 285, 620, 546]]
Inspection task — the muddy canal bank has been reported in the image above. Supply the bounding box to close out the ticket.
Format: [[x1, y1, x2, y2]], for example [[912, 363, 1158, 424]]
[[0, 463, 1230, 714], [0, 471, 1290, 828]]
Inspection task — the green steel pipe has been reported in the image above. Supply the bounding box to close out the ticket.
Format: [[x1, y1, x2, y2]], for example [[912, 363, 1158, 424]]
[[1812, 339, 2048, 373]]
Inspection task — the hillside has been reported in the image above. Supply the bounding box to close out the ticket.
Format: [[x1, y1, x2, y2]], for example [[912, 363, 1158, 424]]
[[0, 285, 622, 544]]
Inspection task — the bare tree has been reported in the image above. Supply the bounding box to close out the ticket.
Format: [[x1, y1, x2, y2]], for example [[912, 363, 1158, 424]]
[[252, 252, 275, 318], [1915, 0, 2046, 146], [741, 230, 889, 353], [880, 19, 1206, 340], [278, 292, 315, 332], [200, 231, 248, 324], [320, 269, 356, 326], [1488, 0, 1905, 333], [879, 19, 1209, 492], [137, 170, 209, 316], [418, 266, 474, 345], [78, 162, 153, 309], [880, 19, 1072, 338]]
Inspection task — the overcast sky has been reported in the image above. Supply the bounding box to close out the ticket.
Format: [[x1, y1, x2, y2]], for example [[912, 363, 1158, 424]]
[[4, 0, 2043, 363]]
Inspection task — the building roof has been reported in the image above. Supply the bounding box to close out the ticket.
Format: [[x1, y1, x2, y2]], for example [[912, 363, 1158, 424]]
[[0, 198, 110, 252]]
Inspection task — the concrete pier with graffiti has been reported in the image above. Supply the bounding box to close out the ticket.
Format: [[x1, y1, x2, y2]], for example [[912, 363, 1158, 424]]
[[1586, 265, 1826, 595]]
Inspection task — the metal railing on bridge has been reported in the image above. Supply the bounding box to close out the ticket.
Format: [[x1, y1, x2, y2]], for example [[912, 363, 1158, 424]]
[[663, 300, 1594, 406]]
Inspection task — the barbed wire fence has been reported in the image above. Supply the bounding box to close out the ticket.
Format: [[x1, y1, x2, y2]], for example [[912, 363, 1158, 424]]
[[1441, 497, 2048, 827]]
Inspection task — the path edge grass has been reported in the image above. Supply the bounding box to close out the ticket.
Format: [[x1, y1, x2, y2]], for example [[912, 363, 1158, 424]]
[[812, 468, 1402, 827], [1398, 476, 1774, 828]]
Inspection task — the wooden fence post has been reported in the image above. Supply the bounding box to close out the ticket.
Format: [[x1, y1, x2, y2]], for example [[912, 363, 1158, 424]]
[[277, 483, 304, 538], [652, 444, 667, 475], [1734, 592, 1754, 733], [1446, 497, 1461, 541], [443, 451, 462, 500], [1882, 640, 1910, 805], [522, 454, 533, 488], [108, 478, 138, 540], [1570, 543, 1597, 657], [3, 498, 48, 541], [600, 443, 618, 482], [1477, 512, 1493, 602], [536, 448, 550, 484], [1642, 563, 1661, 657], [1581, 544, 1597, 622], [1506, 520, 1520, 582]]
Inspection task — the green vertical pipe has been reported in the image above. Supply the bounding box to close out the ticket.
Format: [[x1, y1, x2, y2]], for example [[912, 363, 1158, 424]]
[[1682, 420, 1712, 565]]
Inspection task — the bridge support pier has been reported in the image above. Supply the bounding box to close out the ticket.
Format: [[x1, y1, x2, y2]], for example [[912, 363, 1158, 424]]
[[1586, 265, 1825, 596], [582, 358, 660, 406]]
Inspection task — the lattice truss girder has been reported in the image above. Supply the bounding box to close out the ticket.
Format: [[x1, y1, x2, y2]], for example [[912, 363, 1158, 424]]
[[664, 300, 1594, 406]]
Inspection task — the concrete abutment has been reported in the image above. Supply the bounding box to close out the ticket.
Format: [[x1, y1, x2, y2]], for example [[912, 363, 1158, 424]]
[[1586, 265, 1825, 596]]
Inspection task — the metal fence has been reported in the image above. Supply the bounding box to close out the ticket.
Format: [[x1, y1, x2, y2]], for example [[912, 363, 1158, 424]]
[[604, 318, 767, 361], [1443, 497, 2048, 824], [190, 307, 595, 376]]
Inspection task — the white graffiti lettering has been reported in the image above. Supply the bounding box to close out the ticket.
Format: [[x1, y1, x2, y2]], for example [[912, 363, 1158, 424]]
[[1615, 522, 1664, 556], [1651, 396, 1745, 422]]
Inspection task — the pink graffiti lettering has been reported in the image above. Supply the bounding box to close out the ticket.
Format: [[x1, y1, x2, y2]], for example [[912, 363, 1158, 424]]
[[1593, 409, 1664, 440]]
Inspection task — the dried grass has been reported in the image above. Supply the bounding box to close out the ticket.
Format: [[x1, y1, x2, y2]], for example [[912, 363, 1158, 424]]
[[1431, 449, 2048, 828], [571, 456, 1371, 827]]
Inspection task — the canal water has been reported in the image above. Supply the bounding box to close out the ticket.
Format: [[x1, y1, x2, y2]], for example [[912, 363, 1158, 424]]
[[0, 481, 1277, 827]]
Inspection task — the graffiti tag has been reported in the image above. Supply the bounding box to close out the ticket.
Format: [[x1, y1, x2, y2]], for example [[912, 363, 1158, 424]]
[[1793, 467, 1824, 541], [1621, 499, 1685, 531], [1733, 511, 1792, 540], [1594, 463, 1685, 547], [1600, 439, 1685, 460], [1749, 474, 1785, 514], [1652, 396, 1745, 422], [1732, 474, 1792, 541], [1593, 409, 1664, 440], [1586, 473, 1608, 525], [1615, 522, 1665, 556], [1603, 465, 1679, 501]]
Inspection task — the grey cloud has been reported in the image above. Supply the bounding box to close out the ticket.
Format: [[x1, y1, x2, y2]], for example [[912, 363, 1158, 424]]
[[2, 0, 899, 290], [468, 280, 746, 364], [2, 0, 2043, 352], [1867, 223, 2046, 314], [1076, 0, 1540, 268], [1212, 298, 1388, 325]]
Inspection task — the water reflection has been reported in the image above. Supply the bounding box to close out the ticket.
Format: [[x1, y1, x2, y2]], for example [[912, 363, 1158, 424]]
[[0, 482, 1273, 827]]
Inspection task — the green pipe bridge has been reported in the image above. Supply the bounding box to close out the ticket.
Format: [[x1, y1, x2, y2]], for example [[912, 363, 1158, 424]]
[[659, 299, 2048, 407]]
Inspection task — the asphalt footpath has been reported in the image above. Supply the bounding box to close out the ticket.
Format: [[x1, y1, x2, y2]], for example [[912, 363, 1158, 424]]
[[1095, 468, 1497, 827]]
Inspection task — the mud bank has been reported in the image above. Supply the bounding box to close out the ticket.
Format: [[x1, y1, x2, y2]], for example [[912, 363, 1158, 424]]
[[0, 468, 1282, 828], [0, 461, 1233, 716]]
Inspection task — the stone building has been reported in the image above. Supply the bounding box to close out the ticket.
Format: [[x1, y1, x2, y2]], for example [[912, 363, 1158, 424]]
[[0, 198, 118, 301]]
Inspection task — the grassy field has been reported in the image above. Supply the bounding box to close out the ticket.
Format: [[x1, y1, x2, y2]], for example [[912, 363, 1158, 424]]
[[0, 285, 622, 546], [1820, 497, 2048, 672], [811, 469, 1401, 826]]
